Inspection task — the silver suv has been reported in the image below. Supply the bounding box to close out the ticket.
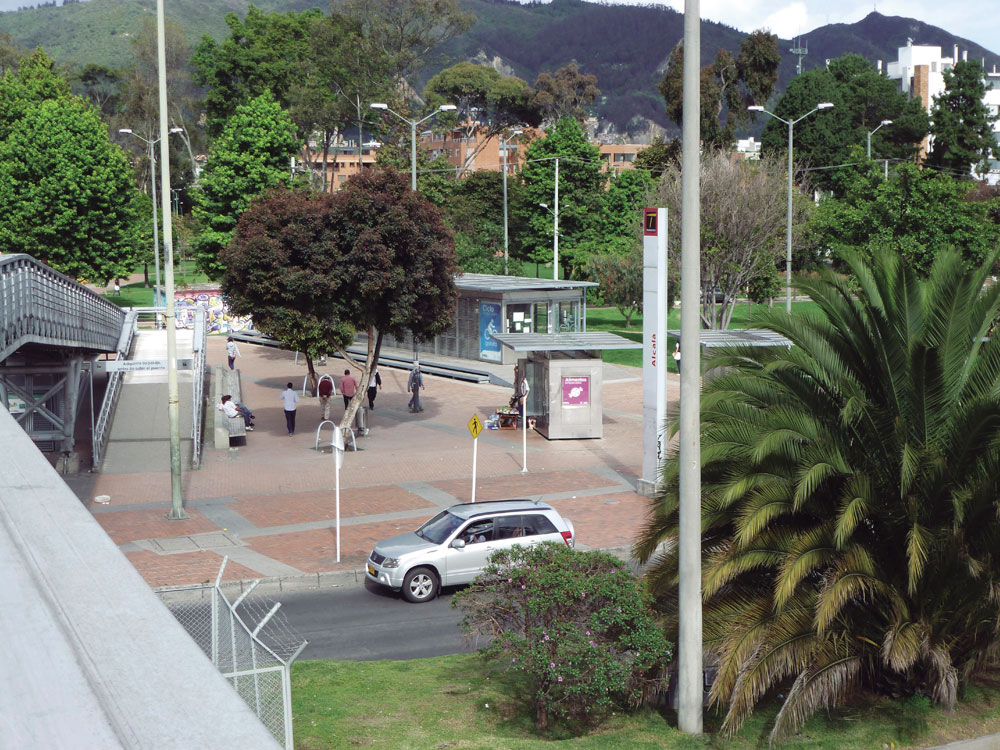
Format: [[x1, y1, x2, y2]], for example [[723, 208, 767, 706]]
[[366, 500, 575, 603]]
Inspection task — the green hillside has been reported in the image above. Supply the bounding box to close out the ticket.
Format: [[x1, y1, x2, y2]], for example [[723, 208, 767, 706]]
[[1, 0, 997, 135]]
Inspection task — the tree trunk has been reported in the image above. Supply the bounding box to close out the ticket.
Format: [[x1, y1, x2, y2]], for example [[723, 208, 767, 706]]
[[535, 695, 549, 731], [304, 355, 319, 397], [144, 264, 149, 287], [339, 327, 384, 430]]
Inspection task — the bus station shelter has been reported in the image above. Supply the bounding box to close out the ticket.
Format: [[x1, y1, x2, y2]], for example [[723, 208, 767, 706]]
[[669, 329, 792, 380], [492, 332, 641, 440]]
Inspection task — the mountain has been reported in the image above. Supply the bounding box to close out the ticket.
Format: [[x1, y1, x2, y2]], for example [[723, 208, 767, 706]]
[[1, 0, 998, 138]]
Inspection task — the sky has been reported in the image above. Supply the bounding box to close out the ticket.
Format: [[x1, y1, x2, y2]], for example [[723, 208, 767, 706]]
[[0, 0, 996, 54]]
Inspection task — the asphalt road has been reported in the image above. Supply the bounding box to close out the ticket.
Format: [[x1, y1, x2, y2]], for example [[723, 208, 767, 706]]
[[268, 580, 484, 661]]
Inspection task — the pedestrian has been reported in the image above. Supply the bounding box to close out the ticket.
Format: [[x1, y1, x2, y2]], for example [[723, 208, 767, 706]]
[[226, 336, 241, 370], [673, 342, 681, 369], [317, 376, 334, 421], [367, 367, 382, 410], [218, 394, 254, 430], [280, 382, 299, 436], [407, 363, 424, 413], [339, 368, 358, 409], [113, 279, 121, 296]]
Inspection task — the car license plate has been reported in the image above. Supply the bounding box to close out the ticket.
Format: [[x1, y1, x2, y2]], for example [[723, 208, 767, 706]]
[[367, 563, 376, 576]]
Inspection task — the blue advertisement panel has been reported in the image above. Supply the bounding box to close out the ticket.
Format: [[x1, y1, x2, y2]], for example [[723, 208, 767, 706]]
[[479, 301, 502, 362]]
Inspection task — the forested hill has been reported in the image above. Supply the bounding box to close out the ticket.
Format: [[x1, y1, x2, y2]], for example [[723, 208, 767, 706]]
[[1, 0, 998, 136]]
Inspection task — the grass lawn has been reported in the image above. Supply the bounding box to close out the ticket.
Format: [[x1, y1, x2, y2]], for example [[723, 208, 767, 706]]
[[104, 261, 211, 308], [292, 654, 1000, 749], [587, 301, 821, 370]]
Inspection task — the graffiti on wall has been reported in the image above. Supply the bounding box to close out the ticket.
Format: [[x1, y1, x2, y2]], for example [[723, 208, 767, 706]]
[[174, 288, 254, 333]]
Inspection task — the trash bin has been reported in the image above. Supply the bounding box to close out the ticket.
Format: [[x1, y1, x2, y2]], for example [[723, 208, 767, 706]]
[[354, 405, 368, 436]]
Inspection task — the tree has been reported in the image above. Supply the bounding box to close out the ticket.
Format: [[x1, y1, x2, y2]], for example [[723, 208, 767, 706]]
[[221, 170, 458, 426], [0, 32, 28, 78], [0, 98, 140, 283], [807, 160, 1000, 273], [191, 92, 300, 278], [632, 136, 680, 178], [512, 118, 605, 277], [72, 63, 122, 121], [453, 543, 670, 731], [423, 62, 541, 176], [635, 246, 1000, 742], [928, 59, 999, 177], [0, 48, 71, 141], [587, 248, 642, 327], [656, 150, 804, 328], [190, 6, 322, 136], [532, 63, 600, 124], [759, 55, 930, 194], [660, 31, 780, 148]]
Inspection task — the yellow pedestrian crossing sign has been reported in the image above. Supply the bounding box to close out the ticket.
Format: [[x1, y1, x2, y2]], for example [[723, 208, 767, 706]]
[[468, 414, 483, 439]]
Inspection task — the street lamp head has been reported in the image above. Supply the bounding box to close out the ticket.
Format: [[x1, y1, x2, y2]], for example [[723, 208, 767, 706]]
[[817, 102, 834, 110], [438, 104, 457, 112], [369, 102, 388, 110], [881, 119, 893, 126], [118, 128, 133, 134], [168, 127, 184, 134], [747, 105, 765, 112]]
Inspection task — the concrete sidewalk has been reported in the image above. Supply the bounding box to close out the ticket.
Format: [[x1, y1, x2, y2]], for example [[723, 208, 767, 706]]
[[85, 335, 666, 589]]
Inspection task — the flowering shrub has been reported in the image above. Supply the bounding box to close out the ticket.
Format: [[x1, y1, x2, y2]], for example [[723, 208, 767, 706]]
[[452, 542, 671, 731]]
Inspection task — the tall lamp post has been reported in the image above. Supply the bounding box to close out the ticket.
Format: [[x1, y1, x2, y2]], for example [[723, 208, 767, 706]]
[[119, 127, 183, 308], [867, 119, 893, 158], [500, 129, 522, 275], [748, 102, 834, 314], [369, 102, 457, 191], [538, 198, 560, 281]]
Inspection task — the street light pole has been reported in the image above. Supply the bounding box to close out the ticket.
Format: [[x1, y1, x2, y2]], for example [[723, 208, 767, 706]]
[[369, 102, 457, 192], [748, 102, 834, 314], [119, 127, 183, 309], [867, 119, 893, 159], [501, 129, 522, 276], [553, 157, 559, 281]]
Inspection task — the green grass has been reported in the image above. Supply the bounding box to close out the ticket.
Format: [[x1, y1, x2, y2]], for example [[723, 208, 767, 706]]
[[587, 301, 822, 370], [292, 654, 1000, 749], [103, 261, 210, 308]]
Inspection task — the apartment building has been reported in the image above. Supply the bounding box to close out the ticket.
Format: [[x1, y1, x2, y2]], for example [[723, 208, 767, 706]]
[[297, 139, 380, 191]]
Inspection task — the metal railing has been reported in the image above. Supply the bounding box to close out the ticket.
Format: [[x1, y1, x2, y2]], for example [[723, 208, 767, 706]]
[[92, 310, 137, 469], [0, 254, 125, 362], [191, 308, 207, 467], [159, 560, 308, 749]]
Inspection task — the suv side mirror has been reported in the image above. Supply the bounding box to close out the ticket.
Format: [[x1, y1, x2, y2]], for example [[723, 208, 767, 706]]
[[450, 538, 466, 549]]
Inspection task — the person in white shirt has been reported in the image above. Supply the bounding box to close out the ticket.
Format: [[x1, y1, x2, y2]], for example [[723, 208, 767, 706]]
[[226, 337, 241, 370], [367, 367, 382, 410], [218, 395, 254, 430], [280, 382, 299, 436]]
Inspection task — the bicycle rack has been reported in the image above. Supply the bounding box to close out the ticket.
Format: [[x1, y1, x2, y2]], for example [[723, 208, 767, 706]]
[[315, 421, 357, 452]]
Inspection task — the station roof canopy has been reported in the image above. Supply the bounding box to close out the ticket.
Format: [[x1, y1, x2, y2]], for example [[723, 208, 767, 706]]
[[668, 329, 793, 348], [492, 332, 642, 352], [456, 273, 598, 292]]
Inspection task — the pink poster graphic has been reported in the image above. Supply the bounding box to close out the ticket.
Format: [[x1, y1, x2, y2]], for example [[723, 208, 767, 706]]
[[562, 376, 590, 406]]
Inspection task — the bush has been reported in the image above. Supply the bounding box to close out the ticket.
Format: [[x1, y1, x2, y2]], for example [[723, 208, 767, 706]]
[[452, 543, 671, 732]]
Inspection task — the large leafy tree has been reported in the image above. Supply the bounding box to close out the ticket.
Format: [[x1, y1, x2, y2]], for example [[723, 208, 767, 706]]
[[531, 62, 600, 124], [190, 6, 322, 137], [660, 31, 780, 148], [808, 160, 1000, 273], [0, 50, 140, 282], [636, 246, 1000, 742], [759, 55, 929, 194], [423, 62, 541, 176], [191, 92, 300, 278], [512, 117, 604, 277], [221, 170, 457, 426], [656, 149, 802, 328], [928, 59, 999, 177]]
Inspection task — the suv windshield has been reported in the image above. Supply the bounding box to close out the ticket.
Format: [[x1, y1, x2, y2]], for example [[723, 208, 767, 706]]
[[416, 511, 464, 544]]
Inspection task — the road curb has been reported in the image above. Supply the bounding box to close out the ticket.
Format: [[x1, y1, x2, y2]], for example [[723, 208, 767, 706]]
[[154, 544, 637, 603]]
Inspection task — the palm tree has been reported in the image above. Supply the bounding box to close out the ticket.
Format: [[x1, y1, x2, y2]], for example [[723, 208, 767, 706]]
[[635, 247, 1000, 742]]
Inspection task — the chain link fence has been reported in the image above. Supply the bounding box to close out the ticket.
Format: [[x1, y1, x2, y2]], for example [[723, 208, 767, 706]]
[[158, 559, 308, 749]]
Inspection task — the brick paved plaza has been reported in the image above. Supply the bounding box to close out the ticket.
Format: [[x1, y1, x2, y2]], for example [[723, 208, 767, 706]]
[[87, 336, 678, 588]]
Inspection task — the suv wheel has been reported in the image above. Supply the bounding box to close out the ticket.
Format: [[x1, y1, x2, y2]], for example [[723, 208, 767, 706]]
[[402, 567, 440, 603]]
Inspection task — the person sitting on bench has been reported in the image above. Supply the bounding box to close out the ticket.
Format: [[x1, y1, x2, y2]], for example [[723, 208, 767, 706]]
[[219, 394, 255, 430]]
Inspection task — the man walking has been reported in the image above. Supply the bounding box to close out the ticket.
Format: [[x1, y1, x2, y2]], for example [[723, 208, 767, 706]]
[[367, 367, 382, 410], [226, 337, 241, 370], [317, 376, 334, 421], [280, 382, 299, 436], [340, 368, 358, 410], [407, 363, 424, 413]]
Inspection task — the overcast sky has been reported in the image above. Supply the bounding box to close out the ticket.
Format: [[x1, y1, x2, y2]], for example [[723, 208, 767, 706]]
[[0, 0, 995, 54]]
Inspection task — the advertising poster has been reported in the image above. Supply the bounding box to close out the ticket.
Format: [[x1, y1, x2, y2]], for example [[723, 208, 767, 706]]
[[562, 376, 590, 406], [480, 302, 502, 362]]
